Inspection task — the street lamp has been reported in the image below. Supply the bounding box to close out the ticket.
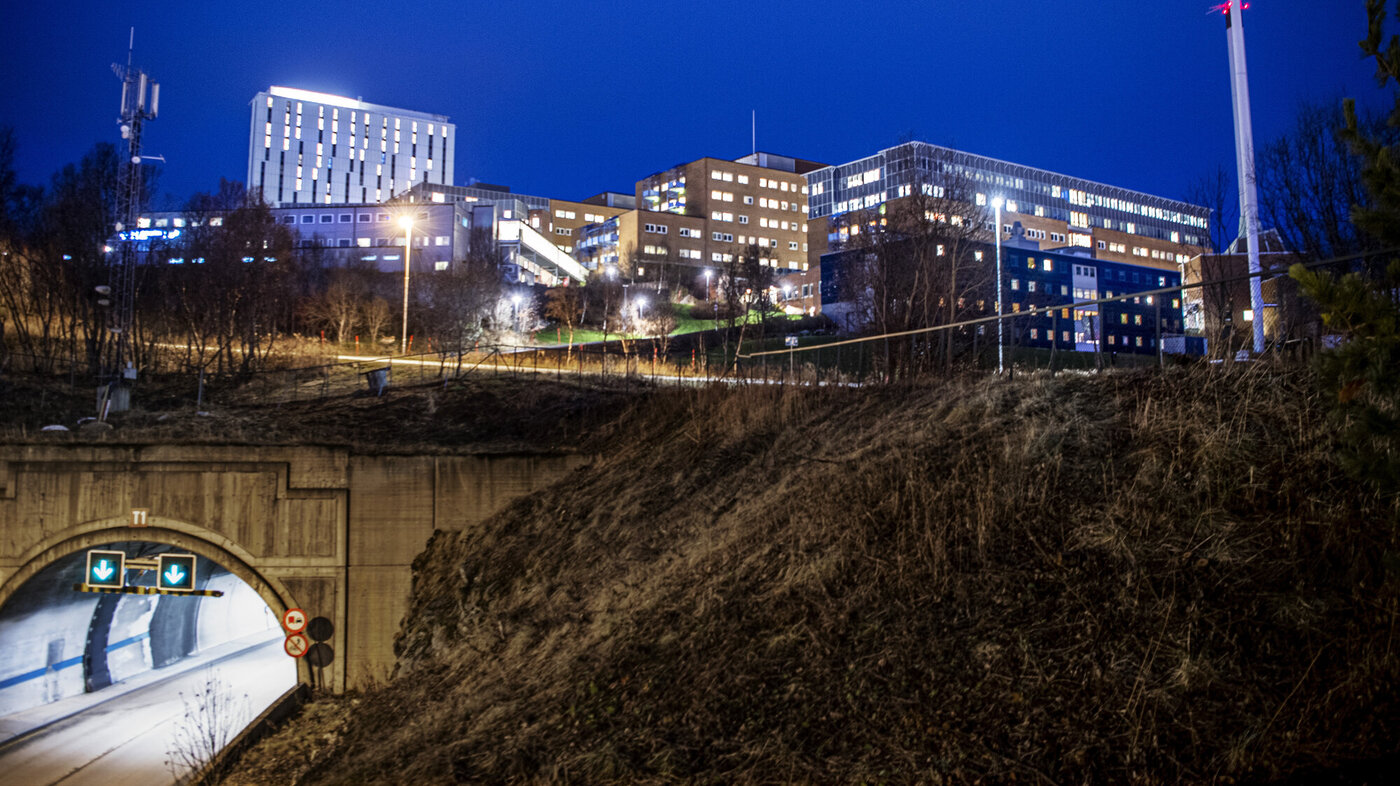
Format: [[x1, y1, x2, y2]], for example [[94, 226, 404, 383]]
[[992, 197, 1004, 374], [511, 293, 523, 333], [399, 215, 414, 354]]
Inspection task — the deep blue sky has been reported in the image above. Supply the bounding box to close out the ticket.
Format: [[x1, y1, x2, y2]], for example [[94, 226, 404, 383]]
[[2, 1, 1388, 210]]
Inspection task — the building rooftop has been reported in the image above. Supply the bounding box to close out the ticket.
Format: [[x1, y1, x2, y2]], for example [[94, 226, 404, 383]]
[[260, 86, 450, 123]]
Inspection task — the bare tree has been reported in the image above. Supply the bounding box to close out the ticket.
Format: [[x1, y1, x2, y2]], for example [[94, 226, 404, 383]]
[[1257, 99, 1381, 261], [161, 194, 298, 376], [1184, 163, 1238, 256], [302, 277, 361, 344], [361, 296, 393, 347], [646, 298, 679, 359], [419, 230, 504, 360], [835, 145, 990, 377], [544, 284, 585, 359]]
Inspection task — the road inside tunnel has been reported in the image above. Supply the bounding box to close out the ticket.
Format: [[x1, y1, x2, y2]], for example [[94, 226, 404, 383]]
[[0, 543, 297, 779]]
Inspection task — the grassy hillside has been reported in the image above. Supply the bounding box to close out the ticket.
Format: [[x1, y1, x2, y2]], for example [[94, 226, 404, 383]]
[[232, 366, 1400, 784]]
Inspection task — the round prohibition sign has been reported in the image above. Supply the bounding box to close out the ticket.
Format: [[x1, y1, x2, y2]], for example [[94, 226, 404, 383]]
[[284, 633, 310, 658], [282, 608, 307, 634]]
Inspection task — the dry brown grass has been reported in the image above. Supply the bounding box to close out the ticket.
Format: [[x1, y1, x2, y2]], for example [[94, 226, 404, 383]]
[[0, 371, 639, 454], [239, 365, 1399, 784]]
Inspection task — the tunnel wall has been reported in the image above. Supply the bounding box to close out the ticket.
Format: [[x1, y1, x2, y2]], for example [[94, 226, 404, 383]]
[[0, 576, 99, 716], [0, 446, 587, 699]]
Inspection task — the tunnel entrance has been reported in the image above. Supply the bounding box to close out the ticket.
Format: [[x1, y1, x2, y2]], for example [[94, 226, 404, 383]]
[[0, 541, 296, 719]]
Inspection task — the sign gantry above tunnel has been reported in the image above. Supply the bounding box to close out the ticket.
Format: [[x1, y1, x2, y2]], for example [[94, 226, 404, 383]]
[[75, 549, 222, 597]]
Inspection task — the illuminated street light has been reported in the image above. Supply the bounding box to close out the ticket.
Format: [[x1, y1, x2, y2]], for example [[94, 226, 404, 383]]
[[992, 196, 1004, 375], [399, 215, 414, 354], [511, 293, 523, 332]]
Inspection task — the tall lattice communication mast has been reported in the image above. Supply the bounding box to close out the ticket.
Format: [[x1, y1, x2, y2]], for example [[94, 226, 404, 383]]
[[108, 30, 158, 412]]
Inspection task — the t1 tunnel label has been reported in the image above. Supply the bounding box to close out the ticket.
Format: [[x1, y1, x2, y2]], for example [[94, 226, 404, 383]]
[[156, 553, 197, 592], [85, 550, 126, 589]]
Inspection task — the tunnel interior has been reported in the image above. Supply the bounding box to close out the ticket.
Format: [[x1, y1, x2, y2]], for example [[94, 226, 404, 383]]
[[0, 541, 295, 718]]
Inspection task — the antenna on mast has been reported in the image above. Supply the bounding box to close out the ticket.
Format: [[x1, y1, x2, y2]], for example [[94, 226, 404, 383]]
[[106, 27, 160, 414], [751, 110, 756, 157]]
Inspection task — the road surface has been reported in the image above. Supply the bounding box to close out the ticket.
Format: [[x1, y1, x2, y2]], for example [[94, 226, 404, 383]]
[[0, 635, 294, 786]]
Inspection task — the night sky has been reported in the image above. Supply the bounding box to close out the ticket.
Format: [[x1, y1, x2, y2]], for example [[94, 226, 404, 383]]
[[3, 1, 1388, 210]]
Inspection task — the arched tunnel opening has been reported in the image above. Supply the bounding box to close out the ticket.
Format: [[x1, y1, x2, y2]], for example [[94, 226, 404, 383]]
[[0, 541, 297, 721]]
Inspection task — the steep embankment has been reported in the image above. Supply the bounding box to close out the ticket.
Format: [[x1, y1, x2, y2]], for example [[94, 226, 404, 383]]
[[236, 366, 1400, 784]]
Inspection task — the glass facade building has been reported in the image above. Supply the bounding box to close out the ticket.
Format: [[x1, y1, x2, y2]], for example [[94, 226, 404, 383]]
[[806, 142, 1210, 248]]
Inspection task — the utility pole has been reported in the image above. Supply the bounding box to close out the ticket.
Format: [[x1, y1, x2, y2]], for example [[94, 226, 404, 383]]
[[108, 29, 159, 413], [1222, 1, 1266, 355]]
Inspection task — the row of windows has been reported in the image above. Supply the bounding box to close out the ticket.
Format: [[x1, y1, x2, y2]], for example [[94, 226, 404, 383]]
[[709, 169, 809, 195], [1017, 328, 1161, 350], [265, 96, 448, 138], [275, 210, 430, 225], [709, 211, 808, 232]]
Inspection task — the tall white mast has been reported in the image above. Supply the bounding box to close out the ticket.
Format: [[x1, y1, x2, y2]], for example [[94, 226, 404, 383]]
[[1225, 1, 1266, 355]]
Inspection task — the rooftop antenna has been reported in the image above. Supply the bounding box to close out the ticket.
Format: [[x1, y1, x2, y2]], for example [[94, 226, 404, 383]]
[[1214, 1, 1265, 355], [751, 110, 756, 157], [107, 27, 160, 413]]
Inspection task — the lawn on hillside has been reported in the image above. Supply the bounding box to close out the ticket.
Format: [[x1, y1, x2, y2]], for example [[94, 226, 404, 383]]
[[537, 303, 797, 345]]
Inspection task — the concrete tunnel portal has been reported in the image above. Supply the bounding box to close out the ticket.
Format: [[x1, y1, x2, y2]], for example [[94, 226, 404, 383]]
[[0, 537, 296, 719], [0, 445, 592, 703]]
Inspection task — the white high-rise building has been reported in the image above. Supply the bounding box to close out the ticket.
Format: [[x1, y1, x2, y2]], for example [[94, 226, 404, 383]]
[[248, 86, 455, 207]]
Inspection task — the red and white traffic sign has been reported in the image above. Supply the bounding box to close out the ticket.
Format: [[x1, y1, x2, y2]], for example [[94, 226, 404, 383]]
[[282, 608, 307, 634], [284, 633, 310, 658]]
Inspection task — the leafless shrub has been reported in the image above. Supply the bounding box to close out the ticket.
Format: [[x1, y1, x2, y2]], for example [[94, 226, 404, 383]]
[[166, 669, 251, 784]]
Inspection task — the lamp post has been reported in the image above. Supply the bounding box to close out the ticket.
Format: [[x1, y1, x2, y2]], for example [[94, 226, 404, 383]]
[[399, 215, 414, 355], [992, 197, 1004, 374], [511, 293, 522, 333]]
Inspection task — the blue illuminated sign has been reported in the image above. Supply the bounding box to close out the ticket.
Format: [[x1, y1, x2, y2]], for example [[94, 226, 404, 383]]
[[157, 553, 197, 592], [85, 550, 126, 589]]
